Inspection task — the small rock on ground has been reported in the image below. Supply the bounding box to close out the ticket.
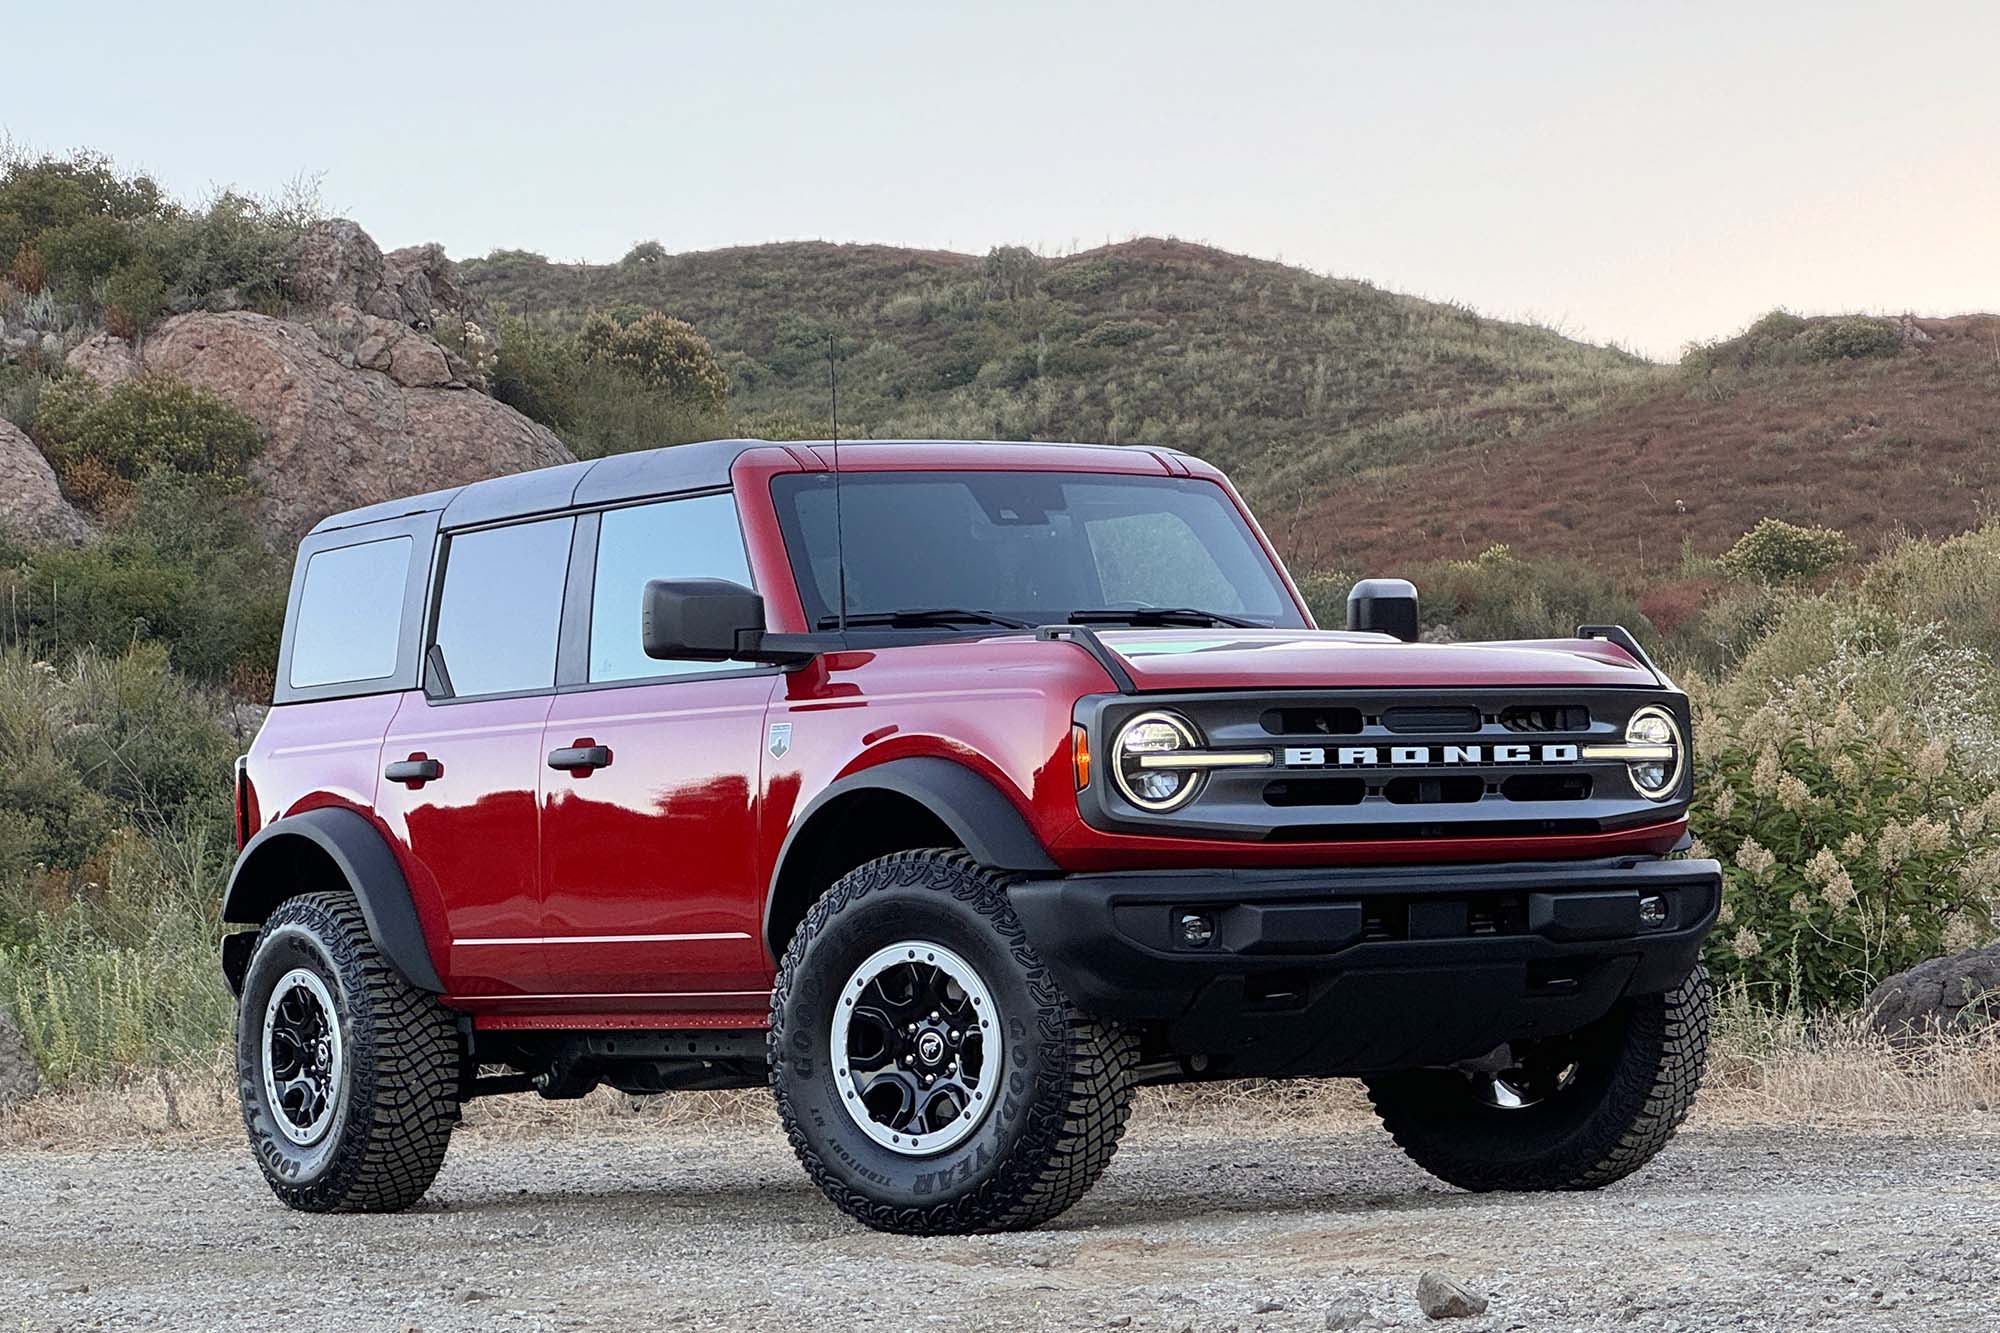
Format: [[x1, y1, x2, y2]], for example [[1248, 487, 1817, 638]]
[[1416, 1270, 1489, 1320]]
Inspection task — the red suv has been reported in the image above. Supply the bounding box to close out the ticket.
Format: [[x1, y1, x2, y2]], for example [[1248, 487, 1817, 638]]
[[225, 439, 1718, 1233]]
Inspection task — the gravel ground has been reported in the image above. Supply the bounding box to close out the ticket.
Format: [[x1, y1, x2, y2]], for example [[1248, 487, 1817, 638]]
[[3, 1117, 1998, 1331]]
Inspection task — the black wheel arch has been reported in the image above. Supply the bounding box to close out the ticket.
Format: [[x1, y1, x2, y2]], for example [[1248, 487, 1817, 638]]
[[223, 807, 444, 996], [763, 756, 1057, 962]]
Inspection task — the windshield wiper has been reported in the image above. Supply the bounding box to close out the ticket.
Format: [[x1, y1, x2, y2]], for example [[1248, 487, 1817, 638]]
[[818, 608, 1036, 630], [1066, 607, 1261, 629]]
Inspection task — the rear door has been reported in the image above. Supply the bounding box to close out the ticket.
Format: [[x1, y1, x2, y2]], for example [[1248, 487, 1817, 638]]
[[537, 492, 777, 1002], [374, 514, 575, 998]]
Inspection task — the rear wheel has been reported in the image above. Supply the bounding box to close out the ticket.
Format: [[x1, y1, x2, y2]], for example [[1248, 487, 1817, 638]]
[[1365, 965, 1710, 1192], [236, 891, 462, 1212], [770, 850, 1138, 1234]]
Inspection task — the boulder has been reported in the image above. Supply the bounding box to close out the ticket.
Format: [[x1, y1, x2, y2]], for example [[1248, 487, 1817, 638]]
[[0, 419, 94, 546], [1863, 946, 2000, 1041], [64, 332, 139, 389], [142, 311, 573, 542]]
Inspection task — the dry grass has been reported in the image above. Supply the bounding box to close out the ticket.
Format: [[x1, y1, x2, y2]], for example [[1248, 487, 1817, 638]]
[[5, 1005, 1996, 1151]]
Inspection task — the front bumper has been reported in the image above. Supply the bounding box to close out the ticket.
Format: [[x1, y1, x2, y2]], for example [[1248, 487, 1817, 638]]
[[1008, 854, 1721, 1077]]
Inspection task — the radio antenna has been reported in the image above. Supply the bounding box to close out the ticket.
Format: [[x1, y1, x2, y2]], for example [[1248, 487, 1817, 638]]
[[827, 331, 848, 635]]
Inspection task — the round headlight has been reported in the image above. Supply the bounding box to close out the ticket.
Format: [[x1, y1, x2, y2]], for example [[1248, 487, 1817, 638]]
[[1112, 711, 1203, 812], [1626, 705, 1684, 800]]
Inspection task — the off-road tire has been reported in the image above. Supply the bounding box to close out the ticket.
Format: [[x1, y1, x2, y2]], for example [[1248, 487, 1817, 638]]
[[1365, 965, 1711, 1192], [237, 891, 461, 1212], [770, 850, 1138, 1234], [0, 1005, 40, 1108]]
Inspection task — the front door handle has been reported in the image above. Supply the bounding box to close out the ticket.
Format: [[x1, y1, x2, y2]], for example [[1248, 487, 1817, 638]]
[[548, 743, 612, 774], [385, 755, 443, 787]]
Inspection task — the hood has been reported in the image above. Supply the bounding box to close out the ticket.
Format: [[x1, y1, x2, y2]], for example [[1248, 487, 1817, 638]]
[[1087, 628, 1658, 691]]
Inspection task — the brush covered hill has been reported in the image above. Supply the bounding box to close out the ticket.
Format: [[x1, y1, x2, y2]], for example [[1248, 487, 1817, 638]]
[[460, 237, 1658, 526], [1294, 313, 2000, 579]]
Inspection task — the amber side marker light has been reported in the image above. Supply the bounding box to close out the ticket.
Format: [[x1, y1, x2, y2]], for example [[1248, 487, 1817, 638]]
[[1072, 724, 1092, 791]]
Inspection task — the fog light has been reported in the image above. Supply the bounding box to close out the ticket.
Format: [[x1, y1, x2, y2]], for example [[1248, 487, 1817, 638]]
[[1178, 912, 1216, 947], [1638, 895, 1669, 929]]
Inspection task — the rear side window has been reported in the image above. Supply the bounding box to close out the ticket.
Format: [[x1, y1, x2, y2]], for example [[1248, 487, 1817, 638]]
[[433, 517, 574, 697], [289, 536, 412, 689], [590, 493, 753, 682]]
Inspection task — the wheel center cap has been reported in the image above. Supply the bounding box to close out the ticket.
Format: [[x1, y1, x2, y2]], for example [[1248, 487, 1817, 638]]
[[915, 1031, 945, 1064]]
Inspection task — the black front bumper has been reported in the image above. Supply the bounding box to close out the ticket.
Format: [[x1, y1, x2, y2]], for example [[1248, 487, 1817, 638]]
[[1008, 855, 1721, 1078]]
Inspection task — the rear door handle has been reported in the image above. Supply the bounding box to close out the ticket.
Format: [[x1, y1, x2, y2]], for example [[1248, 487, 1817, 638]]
[[548, 743, 612, 774], [385, 755, 443, 787]]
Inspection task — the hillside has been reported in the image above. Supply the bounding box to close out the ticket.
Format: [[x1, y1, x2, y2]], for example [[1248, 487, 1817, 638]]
[[460, 238, 1660, 520], [1292, 314, 2000, 578]]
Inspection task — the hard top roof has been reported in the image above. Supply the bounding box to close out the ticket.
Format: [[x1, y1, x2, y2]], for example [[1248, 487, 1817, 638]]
[[306, 438, 1197, 536]]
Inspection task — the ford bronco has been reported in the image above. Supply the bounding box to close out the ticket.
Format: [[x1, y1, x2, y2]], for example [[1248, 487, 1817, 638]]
[[224, 438, 1719, 1233]]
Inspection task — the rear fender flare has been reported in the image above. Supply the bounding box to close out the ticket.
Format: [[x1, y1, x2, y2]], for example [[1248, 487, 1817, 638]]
[[222, 806, 444, 994]]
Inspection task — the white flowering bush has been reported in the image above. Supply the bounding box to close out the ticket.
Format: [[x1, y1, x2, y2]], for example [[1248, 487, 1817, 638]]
[[1690, 680, 2000, 1009]]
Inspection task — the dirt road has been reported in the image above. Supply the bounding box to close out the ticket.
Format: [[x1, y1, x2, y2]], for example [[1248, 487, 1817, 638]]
[[4, 1117, 1997, 1331]]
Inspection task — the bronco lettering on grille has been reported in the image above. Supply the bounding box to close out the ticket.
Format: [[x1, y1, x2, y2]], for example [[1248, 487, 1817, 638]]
[[1281, 744, 1581, 768]]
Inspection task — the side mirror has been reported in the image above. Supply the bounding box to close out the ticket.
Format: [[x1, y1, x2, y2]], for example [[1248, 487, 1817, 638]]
[[1346, 577, 1420, 643], [642, 579, 817, 666]]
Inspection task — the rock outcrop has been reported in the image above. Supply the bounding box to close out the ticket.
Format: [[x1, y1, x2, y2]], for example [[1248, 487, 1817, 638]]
[[286, 219, 476, 331], [143, 311, 572, 541], [1863, 946, 2000, 1041], [64, 332, 139, 389], [0, 418, 94, 546]]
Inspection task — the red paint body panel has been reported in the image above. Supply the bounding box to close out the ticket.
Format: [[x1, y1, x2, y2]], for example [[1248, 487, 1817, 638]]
[[378, 693, 554, 997], [538, 675, 778, 994]]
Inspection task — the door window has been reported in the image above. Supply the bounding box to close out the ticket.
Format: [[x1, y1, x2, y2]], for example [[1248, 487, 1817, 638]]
[[433, 517, 574, 697], [590, 493, 754, 682]]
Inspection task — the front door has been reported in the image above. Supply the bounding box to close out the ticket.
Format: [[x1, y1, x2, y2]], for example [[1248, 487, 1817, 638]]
[[537, 492, 776, 1001], [374, 513, 574, 998]]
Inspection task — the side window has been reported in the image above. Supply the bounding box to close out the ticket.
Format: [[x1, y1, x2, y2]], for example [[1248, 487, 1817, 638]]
[[590, 493, 753, 682], [433, 517, 574, 698], [290, 536, 412, 689]]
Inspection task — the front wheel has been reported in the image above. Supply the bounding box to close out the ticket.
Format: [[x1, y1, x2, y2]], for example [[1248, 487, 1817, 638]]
[[1365, 965, 1711, 1192], [770, 850, 1138, 1234], [236, 891, 463, 1212]]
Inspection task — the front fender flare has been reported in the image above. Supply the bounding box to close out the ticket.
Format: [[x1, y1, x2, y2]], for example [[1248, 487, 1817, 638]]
[[223, 806, 444, 994], [764, 756, 1057, 945]]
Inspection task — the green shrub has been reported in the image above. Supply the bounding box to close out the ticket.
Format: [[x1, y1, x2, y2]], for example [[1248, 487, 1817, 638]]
[[37, 214, 134, 291], [1855, 523, 2000, 662], [0, 475, 284, 687], [1801, 316, 1902, 362], [578, 309, 728, 412], [1692, 674, 2000, 1010], [1720, 518, 1854, 585], [1684, 310, 1901, 371], [620, 239, 667, 266], [33, 374, 263, 504], [489, 313, 583, 429], [100, 255, 167, 338]]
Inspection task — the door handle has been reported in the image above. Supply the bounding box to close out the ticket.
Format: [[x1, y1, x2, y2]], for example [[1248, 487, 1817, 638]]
[[385, 755, 443, 787], [548, 743, 612, 774]]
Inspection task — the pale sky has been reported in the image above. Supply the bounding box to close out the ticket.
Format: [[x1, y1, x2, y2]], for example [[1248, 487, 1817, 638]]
[[7, 0, 1997, 360]]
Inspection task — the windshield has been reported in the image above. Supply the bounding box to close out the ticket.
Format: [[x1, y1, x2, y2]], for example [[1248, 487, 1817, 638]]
[[770, 471, 1307, 630]]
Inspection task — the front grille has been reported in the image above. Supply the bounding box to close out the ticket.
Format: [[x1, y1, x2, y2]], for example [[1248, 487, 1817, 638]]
[[1081, 686, 1690, 844]]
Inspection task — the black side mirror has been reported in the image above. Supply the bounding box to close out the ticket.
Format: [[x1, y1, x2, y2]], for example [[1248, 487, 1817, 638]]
[[1346, 577, 1420, 643], [642, 579, 817, 666]]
